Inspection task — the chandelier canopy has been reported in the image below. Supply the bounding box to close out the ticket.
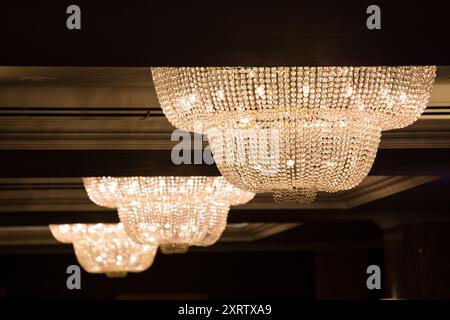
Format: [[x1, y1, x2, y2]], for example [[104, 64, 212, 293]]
[[83, 177, 255, 253], [49, 223, 157, 277], [151, 66, 436, 203]]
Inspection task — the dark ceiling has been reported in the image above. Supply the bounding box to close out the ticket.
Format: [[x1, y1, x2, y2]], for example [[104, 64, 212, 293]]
[[1, 1, 450, 66]]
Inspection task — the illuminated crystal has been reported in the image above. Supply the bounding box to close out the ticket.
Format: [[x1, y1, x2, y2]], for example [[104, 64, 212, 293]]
[[49, 223, 157, 277], [83, 177, 255, 251], [151, 66, 436, 202]]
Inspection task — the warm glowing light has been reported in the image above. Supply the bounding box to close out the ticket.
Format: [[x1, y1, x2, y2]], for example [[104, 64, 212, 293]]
[[151, 66, 436, 203], [83, 177, 255, 252], [50, 223, 157, 277]]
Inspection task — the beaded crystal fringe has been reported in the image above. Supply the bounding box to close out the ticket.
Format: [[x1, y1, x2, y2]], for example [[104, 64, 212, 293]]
[[160, 244, 190, 255], [273, 189, 317, 204]]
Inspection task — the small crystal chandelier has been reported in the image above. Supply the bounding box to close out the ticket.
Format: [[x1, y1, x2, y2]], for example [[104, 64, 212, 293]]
[[49, 223, 158, 277], [83, 177, 255, 253], [151, 67, 436, 203]]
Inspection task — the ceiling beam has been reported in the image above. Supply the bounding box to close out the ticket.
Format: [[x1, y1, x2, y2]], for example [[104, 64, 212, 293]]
[[0, 177, 448, 228], [0, 211, 120, 227], [1, 149, 450, 177], [0, 150, 220, 177], [1, 207, 450, 227], [1, 117, 450, 150], [0, 240, 382, 255]]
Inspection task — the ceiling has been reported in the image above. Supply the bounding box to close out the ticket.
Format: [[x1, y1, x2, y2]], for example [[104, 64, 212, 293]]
[[0, 66, 450, 253], [1, 1, 450, 68]]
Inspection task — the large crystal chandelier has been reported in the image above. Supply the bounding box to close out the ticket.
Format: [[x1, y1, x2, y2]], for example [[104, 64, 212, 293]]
[[83, 177, 254, 253], [151, 67, 436, 203], [49, 223, 158, 277]]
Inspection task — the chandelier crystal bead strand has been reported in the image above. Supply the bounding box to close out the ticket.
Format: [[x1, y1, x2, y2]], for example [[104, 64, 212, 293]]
[[151, 66, 436, 203]]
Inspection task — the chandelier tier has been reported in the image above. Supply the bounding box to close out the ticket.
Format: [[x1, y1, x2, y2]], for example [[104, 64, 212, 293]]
[[49, 223, 158, 277], [151, 66, 436, 203], [83, 177, 255, 251], [83, 176, 254, 208], [117, 198, 230, 249], [206, 109, 380, 202]]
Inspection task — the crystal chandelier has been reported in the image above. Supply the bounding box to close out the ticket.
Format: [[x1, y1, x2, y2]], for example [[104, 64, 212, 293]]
[[151, 67, 436, 203], [49, 223, 158, 277], [83, 177, 255, 253]]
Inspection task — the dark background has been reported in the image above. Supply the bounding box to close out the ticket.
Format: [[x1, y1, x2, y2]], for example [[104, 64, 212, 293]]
[[0, 249, 386, 299], [0, 0, 450, 66]]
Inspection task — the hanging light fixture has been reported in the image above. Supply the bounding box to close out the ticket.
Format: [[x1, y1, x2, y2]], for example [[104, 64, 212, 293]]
[[49, 223, 158, 277], [83, 177, 255, 253], [151, 66, 436, 203]]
